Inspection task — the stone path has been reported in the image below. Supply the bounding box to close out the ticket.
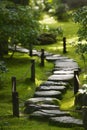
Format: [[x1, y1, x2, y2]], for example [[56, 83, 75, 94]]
[[14, 47, 83, 128]]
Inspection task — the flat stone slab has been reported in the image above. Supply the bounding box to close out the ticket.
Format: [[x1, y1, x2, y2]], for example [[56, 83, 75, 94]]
[[24, 104, 60, 114], [25, 97, 58, 105], [38, 104, 60, 110], [48, 74, 74, 81], [53, 67, 78, 71], [58, 58, 75, 62], [9, 45, 38, 55], [30, 109, 70, 119], [37, 51, 53, 57], [41, 81, 69, 87], [38, 85, 66, 93], [55, 61, 79, 70], [53, 70, 74, 75], [34, 90, 62, 99], [46, 55, 68, 62], [50, 116, 83, 127]]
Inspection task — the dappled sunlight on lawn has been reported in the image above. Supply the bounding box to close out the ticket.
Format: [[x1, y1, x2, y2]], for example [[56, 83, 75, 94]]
[[48, 46, 59, 51], [39, 14, 57, 24], [46, 37, 78, 52], [67, 37, 78, 44], [35, 78, 43, 86], [61, 97, 75, 110]]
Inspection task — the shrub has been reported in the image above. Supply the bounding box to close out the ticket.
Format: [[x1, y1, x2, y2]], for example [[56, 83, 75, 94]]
[[0, 61, 8, 84], [75, 84, 87, 109], [37, 33, 56, 45], [55, 3, 69, 21], [37, 26, 63, 45]]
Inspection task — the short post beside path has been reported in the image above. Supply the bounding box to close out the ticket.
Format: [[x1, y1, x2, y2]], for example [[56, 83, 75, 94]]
[[63, 37, 67, 54], [74, 71, 80, 95], [12, 76, 19, 117], [40, 49, 45, 67], [31, 59, 35, 82]]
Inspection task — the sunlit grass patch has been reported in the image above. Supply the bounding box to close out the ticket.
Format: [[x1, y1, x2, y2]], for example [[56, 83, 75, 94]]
[[60, 89, 75, 110], [39, 14, 58, 24]]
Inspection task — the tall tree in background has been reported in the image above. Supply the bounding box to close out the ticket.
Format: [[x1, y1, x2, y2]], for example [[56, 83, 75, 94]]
[[0, 1, 41, 58], [12, 0, 29, 5], [74, 6, 87, 41], [73, 6, 87, 71]]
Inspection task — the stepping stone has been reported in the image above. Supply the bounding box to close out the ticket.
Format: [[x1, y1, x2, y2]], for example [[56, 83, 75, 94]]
[[34, 90, 62, 99], [25, 97, 58, 106], [41, 81, 69, 87], [37, 50, 53, 57], [48, 74, 74, 81], [46, 55, 62, 62], [53, 67, 78, 72], [53, 70, 74, 75], [38, 85, 66, 93], [49, 116, 83, 127], [9, 45, 29, 53], [30, 109, 70, 120], [58, 58, 75, 62], [55, 61, 79, 70], [38, 104, 60, 110], [24, 104, 60, 114]]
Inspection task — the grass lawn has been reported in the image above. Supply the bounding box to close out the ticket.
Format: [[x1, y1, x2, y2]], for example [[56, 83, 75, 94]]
[[0, 15, 86, 130]]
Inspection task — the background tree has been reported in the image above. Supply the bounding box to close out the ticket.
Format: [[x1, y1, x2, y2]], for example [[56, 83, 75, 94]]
[[47, 0, 69, 21], [0, 1, 41, 58], [73, 6, 87, 41], [73, 6, 87, 71], [62, 0, 87, 9], [9, 0, 29, 5]]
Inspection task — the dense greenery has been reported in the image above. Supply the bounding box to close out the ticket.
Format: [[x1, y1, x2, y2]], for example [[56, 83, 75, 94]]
[[63, 0, 87, 9], [0, 1, 41, 57], [73, 6, 87, 71], [0, 0, 87, 58], [73, 6, 87, 41]]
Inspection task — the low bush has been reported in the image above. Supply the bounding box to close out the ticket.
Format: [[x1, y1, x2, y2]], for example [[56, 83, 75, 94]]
[[37, 26, 63, 45]]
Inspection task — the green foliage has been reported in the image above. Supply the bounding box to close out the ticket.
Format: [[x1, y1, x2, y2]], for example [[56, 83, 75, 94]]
[[13, 0, 29, 5], [0, 1, 41, 53], [63, 0, 87, 9], [0, 61, 7, 73], [75, 42, 87, 71], [75, 84, 87, 110], [44, 0, 52, 11], [37, 26, 63, 45], [55, 3, 69, 21], [73, 6, 87, 41], [0, 61, 8, 84], [73, 6, 87, 71]]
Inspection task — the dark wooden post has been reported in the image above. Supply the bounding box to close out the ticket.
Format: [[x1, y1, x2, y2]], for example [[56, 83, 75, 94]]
[[82, 94, 87, 130], [40, 49, 45, 67], [74, 71, 79, 95], [12, 76, 19, 117], [63, 37, 67, 54], [29, 43, 32, 57], [31, 59, 35, 82]]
